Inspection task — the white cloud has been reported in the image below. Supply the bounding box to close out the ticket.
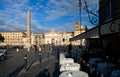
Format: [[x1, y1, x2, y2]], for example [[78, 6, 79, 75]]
[[40, 0, 99, 21], [0, 0, 99, 33], [30, 0, 98, 32], [43, 0, 79, 21], [0, 0, 29, 32], [0, 0, 55, 32]]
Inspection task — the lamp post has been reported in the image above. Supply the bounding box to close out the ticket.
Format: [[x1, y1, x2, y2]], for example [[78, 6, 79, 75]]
[[78, 0, 83, 47], [78, 0, 99, 47]]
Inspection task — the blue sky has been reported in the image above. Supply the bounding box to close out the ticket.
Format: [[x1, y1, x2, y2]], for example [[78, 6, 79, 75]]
[[0, 0, 99, 33]]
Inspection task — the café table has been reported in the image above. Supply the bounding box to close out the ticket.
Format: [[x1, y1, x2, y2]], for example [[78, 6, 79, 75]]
[[60, 58, 74, 65], [59, 70, 89, 77], [96, 62, 116, 77], [111, 70, 120, 77], [88, 58, 102, 73], [60, 63, 80, 72]]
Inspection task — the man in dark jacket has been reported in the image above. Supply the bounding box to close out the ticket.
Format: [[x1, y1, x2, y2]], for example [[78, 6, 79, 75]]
[[68, 43, 72, 58]]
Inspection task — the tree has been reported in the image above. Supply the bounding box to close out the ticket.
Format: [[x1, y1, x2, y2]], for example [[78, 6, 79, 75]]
[[0, 34, 4, 42]]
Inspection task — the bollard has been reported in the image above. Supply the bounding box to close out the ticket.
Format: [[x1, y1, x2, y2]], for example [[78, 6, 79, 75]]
[[24, 54, 27, 71], [39, 52, 42, 63], [27, 48, 30, 52], [39, 47, 41, 52], [16, 48, 19, 52]]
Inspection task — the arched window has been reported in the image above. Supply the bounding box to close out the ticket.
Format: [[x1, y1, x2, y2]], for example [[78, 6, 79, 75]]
[[62, 38, 65, 42]]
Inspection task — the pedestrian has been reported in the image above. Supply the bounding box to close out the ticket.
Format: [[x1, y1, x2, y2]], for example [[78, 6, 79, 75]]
[[57, 48, 59, 60], [43, 68, 50, 77], [67, 42, 72, 58], [34, 45, 38, 52]]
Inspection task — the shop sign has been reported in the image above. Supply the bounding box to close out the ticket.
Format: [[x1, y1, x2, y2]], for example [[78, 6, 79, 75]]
[[110, 21, 120, 32], [101, 18, 120, 35]]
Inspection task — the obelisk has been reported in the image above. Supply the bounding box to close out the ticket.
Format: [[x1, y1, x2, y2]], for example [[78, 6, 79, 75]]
[[27, 8, 31, 48]]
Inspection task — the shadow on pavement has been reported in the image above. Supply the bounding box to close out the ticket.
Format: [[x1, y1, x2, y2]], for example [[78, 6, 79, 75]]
[[36, 62, 59, 77], [27, 61, 35, 71], [53, 62, 60, 77], [7, 65, 24, 77], [36, 68, 50, 77]]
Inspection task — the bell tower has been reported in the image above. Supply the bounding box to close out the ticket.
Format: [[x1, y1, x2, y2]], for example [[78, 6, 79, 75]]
[[74, 20, 81, 36]]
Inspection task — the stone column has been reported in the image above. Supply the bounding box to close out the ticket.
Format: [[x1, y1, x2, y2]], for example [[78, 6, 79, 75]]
[[27, 8, 31, 48]]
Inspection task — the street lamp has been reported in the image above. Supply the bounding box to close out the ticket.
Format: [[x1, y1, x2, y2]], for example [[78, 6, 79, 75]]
[[78, 0, 83, 47], [78, 0, 99, 47]]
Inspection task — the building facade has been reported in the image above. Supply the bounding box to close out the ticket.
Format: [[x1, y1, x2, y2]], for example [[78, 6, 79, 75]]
[[99, 0, 120, 52], [0, 20, 85, 47], [71, 21, 86, 46], [30, 20, 85, 46], [43, 28, 59, 45], [74, 20, 85, 36], [0, 32, 27, 46], [31, 33, 42, 46], [31, 29, 73, 46]]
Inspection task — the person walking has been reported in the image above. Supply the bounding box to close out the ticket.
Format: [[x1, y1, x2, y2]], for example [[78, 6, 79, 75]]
[[68, 42, 72, 58], [34, 45, 38, 53]]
